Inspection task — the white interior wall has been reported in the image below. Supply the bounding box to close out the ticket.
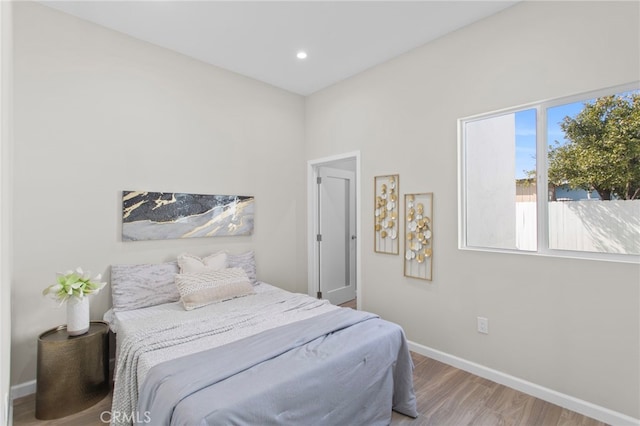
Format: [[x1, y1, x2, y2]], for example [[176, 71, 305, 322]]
[[7, 0, 640, 422], [305, 1, 639, 419], [11, 2, 305, 386], [1, 0, 13, 421]]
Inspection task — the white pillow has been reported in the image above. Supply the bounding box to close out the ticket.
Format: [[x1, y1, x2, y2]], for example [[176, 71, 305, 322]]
[[177, 252, 228, 274], [175, 268, 255, 310]]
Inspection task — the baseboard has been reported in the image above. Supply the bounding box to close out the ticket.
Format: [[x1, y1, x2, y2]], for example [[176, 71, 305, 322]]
[[9, 380, 35, 401], [408, 341, 640, 426]]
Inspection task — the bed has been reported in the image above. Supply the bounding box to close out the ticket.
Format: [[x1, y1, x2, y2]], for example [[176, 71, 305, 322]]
[[106, 252, 417, 426]]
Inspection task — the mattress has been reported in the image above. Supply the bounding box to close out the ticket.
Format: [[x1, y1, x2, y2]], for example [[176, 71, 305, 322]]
[[108, 282, 416, 425], [109, 282, 338, 386]]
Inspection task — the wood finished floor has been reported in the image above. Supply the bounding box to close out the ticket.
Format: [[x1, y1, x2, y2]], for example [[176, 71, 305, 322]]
[[12, 350, 607, 426], [13, 299, 606, 426]]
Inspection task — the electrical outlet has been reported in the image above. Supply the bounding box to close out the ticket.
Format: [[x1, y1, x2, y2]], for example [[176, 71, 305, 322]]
[[477, 316, 489, 334]]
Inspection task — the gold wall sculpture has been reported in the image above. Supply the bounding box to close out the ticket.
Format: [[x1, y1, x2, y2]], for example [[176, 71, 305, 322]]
[[374, 175, 399, 254], [404, 193, 433, 280]]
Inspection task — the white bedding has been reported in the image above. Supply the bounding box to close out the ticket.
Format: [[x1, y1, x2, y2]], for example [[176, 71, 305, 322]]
[[110, 282, 340, 423], [104, 281, 275, 334]]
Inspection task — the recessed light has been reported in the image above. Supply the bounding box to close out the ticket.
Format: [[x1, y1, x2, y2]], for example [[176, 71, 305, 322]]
[[296, 51, 308, 60]]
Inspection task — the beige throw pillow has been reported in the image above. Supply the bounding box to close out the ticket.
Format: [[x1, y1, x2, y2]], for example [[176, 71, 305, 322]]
[[177, 252, 228, 274], [175, 268, 255, 310]]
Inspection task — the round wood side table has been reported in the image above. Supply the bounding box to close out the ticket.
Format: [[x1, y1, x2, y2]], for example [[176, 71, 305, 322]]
[[35, 320, 110, 420]]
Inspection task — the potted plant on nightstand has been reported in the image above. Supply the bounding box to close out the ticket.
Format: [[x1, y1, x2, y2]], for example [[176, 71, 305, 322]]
[[42, 268, 106, 336]]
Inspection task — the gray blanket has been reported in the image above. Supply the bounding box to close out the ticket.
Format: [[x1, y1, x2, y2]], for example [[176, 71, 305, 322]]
[[137, 308, 417, 425]]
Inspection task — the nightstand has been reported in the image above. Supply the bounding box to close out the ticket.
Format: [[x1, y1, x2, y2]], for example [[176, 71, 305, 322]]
[[35, 320, 110, 420]]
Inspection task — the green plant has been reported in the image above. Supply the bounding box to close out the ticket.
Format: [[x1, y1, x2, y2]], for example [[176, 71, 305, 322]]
[[42, 268, 105, 303]]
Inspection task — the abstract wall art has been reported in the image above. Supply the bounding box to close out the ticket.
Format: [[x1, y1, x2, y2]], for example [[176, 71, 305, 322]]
[[122, 191, 254, 241]]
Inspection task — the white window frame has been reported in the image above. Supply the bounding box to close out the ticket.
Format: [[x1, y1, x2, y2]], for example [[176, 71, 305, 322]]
[[458, 82, 640, 264]]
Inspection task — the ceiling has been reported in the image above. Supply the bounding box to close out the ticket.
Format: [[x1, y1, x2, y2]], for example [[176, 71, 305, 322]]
[[41, 1, 517, 96]]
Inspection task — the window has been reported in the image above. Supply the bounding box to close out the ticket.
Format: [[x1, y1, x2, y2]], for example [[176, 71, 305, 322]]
[[459, 83, 640, 262]]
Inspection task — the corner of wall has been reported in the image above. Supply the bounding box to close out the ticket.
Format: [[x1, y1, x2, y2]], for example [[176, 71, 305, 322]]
[[0, 0, 14, 423]]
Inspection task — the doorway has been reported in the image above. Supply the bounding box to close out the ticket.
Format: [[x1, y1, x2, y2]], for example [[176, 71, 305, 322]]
[[307, 152, 361, 308]]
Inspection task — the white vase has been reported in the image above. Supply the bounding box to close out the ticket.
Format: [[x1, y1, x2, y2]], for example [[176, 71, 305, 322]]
[[66, 297, 90, 336]]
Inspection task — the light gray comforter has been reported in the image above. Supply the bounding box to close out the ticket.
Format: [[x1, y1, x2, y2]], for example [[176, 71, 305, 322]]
[[137, 308, 417, 425]]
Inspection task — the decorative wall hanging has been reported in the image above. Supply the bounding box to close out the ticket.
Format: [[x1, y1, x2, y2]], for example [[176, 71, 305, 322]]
[[374, 175, 399, 254], [404, 193, 433, 280], [122, 191, 254, 241]]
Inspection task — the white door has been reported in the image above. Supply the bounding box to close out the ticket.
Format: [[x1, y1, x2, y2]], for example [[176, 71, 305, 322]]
[[318, 167, 356, 305]]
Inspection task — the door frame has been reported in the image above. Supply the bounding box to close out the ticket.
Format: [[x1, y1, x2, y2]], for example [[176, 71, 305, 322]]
[[307, 151, 361, 309]]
